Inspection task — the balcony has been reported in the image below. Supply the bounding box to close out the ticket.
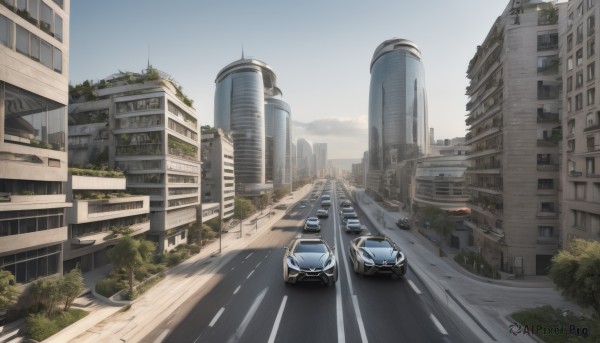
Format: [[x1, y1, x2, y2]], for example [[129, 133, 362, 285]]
[[537, 139, 559, 147], [0, 194, 70, 211], [469, 184, 503, 195], [584, 124, 600, 133], [537, 112, 559, 123], [70, 221, 151, 248]]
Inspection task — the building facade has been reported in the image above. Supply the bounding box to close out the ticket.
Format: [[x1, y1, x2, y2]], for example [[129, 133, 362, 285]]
[[464, 0, 562, 276], [214, 58, 278, 196], [0, 0, 70, 284], [201, 127, 235, 221], [314, 143, 328, 178], [295, 138, 313, 182], [368, 38, 429, 199], [265, 97, 292, 192], [561, 0, 600, 244], [68, 68, 200, 252]]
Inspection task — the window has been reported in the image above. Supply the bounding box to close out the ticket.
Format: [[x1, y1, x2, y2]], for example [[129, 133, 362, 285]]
[[577, 24, 584, 43], [588, 15, 596, 35], [576, 93, 583, 110], [588, 38, 595, 57], [538, 226, 554, 238], [588, 62, 596, 81], [541, 202, 555, 213], [568, 119, 575, 135], [587, 136, 595, 151], [537, 31, 559, 51], [538, 179, 554, 189], [574, 210, 587, 229], [568, 34, 574, 52], [588, 88, 595, 105], [40, 40, 51, 69], [0, 14, 12, 48], [40, 2, 52, 34], [567, 97, 573, 113], [53, 47, 61, 73], [54, 14, 62, 42], [568, 139, 576, 152], [537, 80, 559, 99], [568, 12, 574, 30], [576, 70, 584, 88], [16, 25, 28, 55], [577, 48, 584, 65], [587, 157, 596, 175], [537, 153, 551, 165], [588, 0, 594, 10], [537, 55, 558, 74], [567, 76, 573, 92], [567, 56, 574, 71], [578, 2, 584, 17], [575, 182, 586, 200]]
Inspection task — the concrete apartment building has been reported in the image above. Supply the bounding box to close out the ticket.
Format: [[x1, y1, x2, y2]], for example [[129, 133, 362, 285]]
[[561, 0, 600, 243], [68, 68, 200, 252], [0, 0, 71, 284], [64, 171, 150, 273], [465, 0, 563, 276], [201, 127, 235, 221]]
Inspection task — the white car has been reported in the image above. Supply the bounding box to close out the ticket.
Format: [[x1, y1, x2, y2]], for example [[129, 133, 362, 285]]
[[345, 218, 362, 233], [304, 217, 321, 232]]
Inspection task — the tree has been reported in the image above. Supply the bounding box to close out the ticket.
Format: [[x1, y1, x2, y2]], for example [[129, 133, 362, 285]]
[[234, 197, 255, 220], [549, 238, 600, 316], [432, 215, 456, 239], [29, 276, 63, 316], [108, 236, 144, 297], [0, 270, 17, 310], [61, 268, 84, 311]]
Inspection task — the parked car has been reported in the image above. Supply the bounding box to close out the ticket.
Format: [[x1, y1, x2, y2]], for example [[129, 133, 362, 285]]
[[348, 235, 407, 279], [396, 217, 410, 230], [283, 237, 338, 286], [304, 217, 321, 232]]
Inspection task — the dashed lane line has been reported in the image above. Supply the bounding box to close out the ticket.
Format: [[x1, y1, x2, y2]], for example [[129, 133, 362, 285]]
[[267, 296, 288, 343], [430, 313, 449, 336], [408, 279, 422, 295], [247, 270, 255, 279], [208, 307, 225, 328], [233, 285, 241, 295]]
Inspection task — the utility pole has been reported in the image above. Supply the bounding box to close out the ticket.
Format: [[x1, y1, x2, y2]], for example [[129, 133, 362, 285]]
[[239, 201, 243, 239]]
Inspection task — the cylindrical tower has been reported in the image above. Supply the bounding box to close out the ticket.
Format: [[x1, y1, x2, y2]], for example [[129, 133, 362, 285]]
[[369, 38, 429, 170], [265, 97, 292, 191]]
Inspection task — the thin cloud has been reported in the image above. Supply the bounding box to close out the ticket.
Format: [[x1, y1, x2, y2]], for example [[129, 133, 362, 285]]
[[293, 116, 367, 137]]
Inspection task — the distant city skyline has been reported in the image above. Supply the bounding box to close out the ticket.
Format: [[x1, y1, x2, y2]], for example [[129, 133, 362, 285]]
[[70, 1, 513, 159]]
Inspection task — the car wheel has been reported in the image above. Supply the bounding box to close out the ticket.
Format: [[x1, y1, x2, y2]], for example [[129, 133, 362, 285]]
[[353, 259, 360, 274]]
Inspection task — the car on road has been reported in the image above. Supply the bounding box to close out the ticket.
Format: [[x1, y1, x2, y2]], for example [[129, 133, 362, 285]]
[[396, 217, 410, 230], [316, 208, 329, 218], [304, 217, 321, 232], [341, 211, 358, 223], [283, 237, 338, 286], [344, 218, 363, 234], [274, 204, 288, 210], [348, 236, 407, 279], [340, 200, 353, 208]]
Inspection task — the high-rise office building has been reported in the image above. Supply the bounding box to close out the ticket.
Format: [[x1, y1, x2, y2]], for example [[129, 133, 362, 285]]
[[214, 58, 278, 196], [367, 38, 429, 198], [561, 0, 600, 244], [265, 97, 292, 192], [464, 1, 563, 276], [68, 67, 200, 253], [314, 143, 328, 178], [201, 127, 235, 220], [296, 138, 313, 182], [0, 0, 70, 284]]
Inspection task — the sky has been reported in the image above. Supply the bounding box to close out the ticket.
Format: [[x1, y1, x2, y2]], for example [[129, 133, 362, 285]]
[[69, 0, 512, 159]]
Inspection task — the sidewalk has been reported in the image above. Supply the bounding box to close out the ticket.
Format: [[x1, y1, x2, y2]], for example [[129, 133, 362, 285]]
[[39, 184, 313, 343]]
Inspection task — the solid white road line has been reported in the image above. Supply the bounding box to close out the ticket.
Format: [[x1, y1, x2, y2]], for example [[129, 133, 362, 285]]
[[430, 313, 449, 336], [407, 279, 422, 295], [352, 295, 368, 343], [267, 296, 288, 343], [233, 285, 241, 295], [245, 253, 253, 260], [227, 287, 269, 343], [333, 200, 346, 343], [247, 270, 255, 279], [152, 329, 170, 343], [208, 307, 225, 327]]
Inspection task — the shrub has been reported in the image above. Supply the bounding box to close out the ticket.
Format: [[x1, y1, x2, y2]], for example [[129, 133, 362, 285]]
[[25, 313, 59, 341], [134, 265, 149, 281], [165, 252, 183, 266], [146, 263, 166, 275], [188, 245, 200, 254], [95, 278, 124, 298]]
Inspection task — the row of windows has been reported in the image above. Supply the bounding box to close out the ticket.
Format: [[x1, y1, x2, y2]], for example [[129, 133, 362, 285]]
[[71, 214, 149, 238], [115, 160, 162, 171], [1, 0, 63, 41], [88, 201, 144, 214], [168, 118, 197, 141], [116, 98, 160, 114], [566, 87, 596, 113], [115, 114, 162, 129], [0, 211, 63, 236], [566, 62, 595, 92], [168, 100, 197, 126], [0, 244, 61, 284], [166, 160, 199, 173], [168, 187, 198, 196], [168, 196, 197, 208]]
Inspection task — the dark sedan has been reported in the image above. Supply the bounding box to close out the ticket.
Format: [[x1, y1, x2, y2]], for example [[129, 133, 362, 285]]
[[283, 237, 338, 286]]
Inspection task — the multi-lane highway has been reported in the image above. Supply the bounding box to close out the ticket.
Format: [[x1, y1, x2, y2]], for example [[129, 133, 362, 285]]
[[145, 180, 481, 343]]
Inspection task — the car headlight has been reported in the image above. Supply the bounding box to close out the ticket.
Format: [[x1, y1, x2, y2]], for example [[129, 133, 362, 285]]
[[395, 252, 406, 265], [324, 256, 336, 272], [287, 257, 300, 271], [359, 250, 374, 266]]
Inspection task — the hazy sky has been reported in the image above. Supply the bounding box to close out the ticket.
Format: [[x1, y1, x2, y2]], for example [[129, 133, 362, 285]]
[[70, 1, 512, 159]]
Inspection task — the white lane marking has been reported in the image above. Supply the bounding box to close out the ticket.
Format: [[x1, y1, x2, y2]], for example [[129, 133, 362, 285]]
[[245, 253, 253, 260], [247, 270, 255, 279], [267, 296, 288, 343], [336, 187, 368, 343], [333, 203, 345, 343], [256, 261, 262, 268], [430, 313, 448, 335], [352, 295, 368, 343], [233, 285, 241, 295], [208, 307, 225, 327], [227, 287, 268, 343], [153, 329, 170, 343], [408, 279, 422, 295]]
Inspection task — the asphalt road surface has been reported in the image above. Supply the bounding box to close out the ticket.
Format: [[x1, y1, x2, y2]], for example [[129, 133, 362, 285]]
[[144, 181, 481, 343]]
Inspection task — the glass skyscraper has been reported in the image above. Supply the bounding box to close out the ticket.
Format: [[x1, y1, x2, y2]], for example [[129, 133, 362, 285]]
[[214, 58, 278, 195], [265, 97, 292, 191], [368, 38, 429, 171]]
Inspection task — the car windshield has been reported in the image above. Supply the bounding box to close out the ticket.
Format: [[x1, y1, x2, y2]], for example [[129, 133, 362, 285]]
[[294, 242, 328, 253], [347, 219, 359, 224], [363, 239, 392, 249]]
